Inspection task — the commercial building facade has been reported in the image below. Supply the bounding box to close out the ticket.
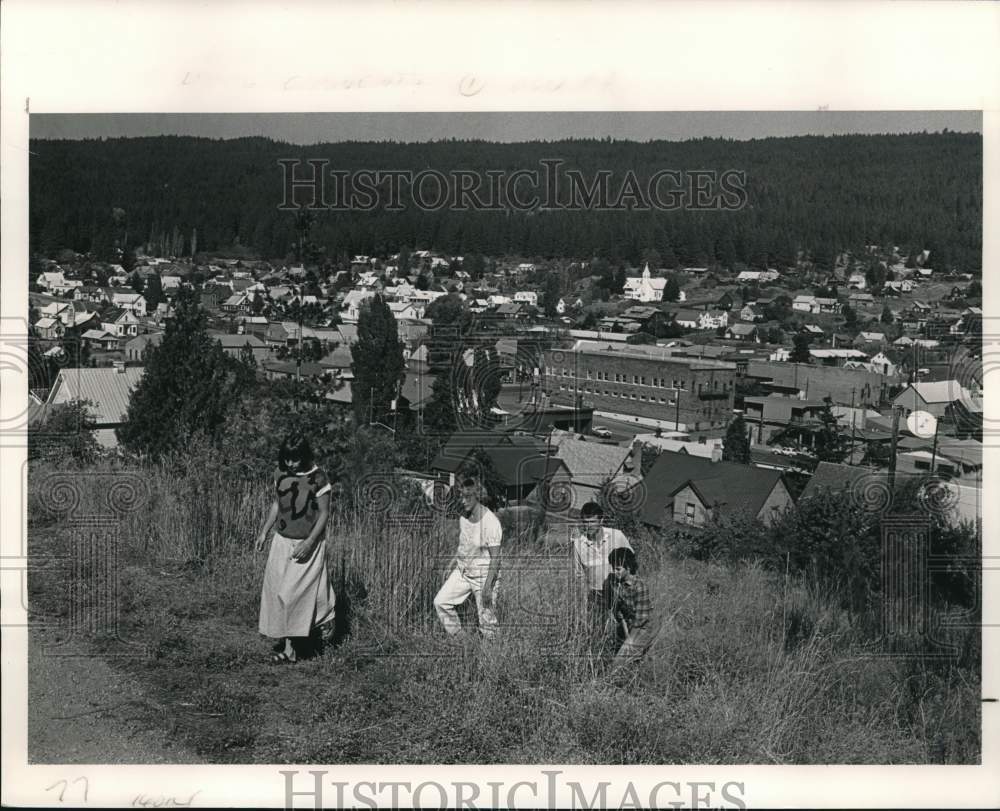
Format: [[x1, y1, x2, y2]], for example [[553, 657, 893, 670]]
[[541, 344, 737, 429]]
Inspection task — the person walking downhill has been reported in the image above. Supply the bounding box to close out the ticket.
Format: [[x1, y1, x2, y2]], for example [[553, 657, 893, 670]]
[[571, 501, 633, 651], [604, 547, 660, 674], [433, 477, 502, 638], [257, 434, 336, 663]]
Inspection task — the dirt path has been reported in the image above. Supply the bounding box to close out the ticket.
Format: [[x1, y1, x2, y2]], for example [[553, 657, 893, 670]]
[[29, 628, 203, 764]]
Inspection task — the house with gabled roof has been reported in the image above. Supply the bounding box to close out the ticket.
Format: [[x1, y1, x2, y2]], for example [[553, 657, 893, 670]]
[[340, 289, 376, 322], [215, 333, 269, 363], [45, 365, 145, 447], [101, 308, 140, 338], [855, 331, 887, 347], [725, 322, 759, 342], [638, 450, 792, 528], [792, 294, 817, 313], [549, 429, 639, 515], [34, 316, 66, 340], [124, 332, 164, 362], [111, 291, 147, 317], [222, 293, 252, 314], [892, 380, 972, 418], [80, 328, 116, 351]]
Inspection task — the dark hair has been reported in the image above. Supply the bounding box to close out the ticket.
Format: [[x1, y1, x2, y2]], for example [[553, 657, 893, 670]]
[[278, 434, 314, 473], [458, 477, 487, 502], [608, 546, 638, 574], [580, 501, 604, 519]]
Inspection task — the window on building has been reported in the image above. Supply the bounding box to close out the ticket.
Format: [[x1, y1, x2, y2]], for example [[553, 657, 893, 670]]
[[685, 502, 696, 521], [586, 370, 592, 380]]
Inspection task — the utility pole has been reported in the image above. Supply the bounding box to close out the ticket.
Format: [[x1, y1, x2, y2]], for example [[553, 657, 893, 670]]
[[296, 313, 303, 384], [929, 417, 940, 475], [849, 387, 857, 464], [888, 405, 901, 494]]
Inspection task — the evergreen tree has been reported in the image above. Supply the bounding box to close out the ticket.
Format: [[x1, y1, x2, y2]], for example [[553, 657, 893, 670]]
[[722, 414, 751, 463], [121, 248, 138, 274], [842, 304, 858, 332], [542, 273, 561, 318], [118, 290, 255, 458], [129, 271, 145, 295], [881, 305, 895, 325], [144, 273, 164, 309], [422, 370, 459, 436], [814, 399, 851, 463], [663, 277, 681, 302], [790, 334, 812, 363], [350, 294, 405, 426]]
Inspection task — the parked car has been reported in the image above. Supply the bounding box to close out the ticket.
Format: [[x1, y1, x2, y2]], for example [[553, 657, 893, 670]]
[[592, 426, 612, 438]]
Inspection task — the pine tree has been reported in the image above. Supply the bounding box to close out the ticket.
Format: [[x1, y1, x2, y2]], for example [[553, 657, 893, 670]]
[[350, 294, 405, 425], [790, 334, 812, 363], [664, 277, 681, 302], [542, 273, 561, 318], [422, 370, 459, 436], [144, 273, 164, 309], [814, 399, 850, 462], [722, 414, 751, 463], [118, 290, 255, 458]]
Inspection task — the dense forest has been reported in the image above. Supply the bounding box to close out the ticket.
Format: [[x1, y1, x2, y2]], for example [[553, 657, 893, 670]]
[[29, 132, 981, 270]]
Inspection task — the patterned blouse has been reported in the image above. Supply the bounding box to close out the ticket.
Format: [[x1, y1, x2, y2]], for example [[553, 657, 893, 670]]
[[273, 465, 333, 540]]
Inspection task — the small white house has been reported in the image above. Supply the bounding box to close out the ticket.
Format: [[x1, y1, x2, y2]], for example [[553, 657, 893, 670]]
[[111, 291, 147, 317], [101, 308, 141, 338], [513, 291, 539, 307]]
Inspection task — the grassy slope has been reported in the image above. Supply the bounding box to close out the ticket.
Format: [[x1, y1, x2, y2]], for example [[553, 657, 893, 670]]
[[27, 461, 980, 764]]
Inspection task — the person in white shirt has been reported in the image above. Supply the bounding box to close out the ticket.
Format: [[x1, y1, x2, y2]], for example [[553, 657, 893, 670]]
[[433, 477, 502, 637], [571, 501, 633, 644]]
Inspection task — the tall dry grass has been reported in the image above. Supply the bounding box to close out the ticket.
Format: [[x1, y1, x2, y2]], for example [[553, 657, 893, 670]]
[[27, 457, 980, 764]]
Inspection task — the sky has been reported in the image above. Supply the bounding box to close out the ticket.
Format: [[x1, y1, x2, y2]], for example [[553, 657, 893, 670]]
[[29, 111, 982, 144]]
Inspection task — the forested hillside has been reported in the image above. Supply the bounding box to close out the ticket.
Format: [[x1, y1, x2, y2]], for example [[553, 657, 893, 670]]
[[29, 132, 981, 270]]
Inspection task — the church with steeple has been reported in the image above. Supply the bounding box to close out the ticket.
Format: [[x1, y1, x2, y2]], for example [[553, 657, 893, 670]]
[[623, 263, 668, 303]]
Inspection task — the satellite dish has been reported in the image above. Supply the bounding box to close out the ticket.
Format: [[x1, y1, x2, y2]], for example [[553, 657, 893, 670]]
[[906, 410, 938, 439]]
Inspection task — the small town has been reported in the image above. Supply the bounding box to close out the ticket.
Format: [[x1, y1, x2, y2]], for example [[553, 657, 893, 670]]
[[29, 243, 983, 529], [21, 120, 984, 770]]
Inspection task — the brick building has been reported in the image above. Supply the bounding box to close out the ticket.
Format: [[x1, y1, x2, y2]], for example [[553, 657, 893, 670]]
[[541, 342, 737, 430]]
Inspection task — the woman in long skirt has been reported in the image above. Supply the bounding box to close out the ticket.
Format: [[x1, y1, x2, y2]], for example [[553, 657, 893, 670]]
[[256, 434, 336, 663]]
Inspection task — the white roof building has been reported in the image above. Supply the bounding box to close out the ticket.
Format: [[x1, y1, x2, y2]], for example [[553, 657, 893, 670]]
[[622, 264, 667, 303]]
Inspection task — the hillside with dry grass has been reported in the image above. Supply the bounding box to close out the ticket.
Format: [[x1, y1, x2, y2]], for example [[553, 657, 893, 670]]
[[28, 454, 980, 764]]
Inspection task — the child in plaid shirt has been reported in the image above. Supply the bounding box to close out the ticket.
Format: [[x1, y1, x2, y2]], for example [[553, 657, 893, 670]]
[[604, 547, 659, 668]]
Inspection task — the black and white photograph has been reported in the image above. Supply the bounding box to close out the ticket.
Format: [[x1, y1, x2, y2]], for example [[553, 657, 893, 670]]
[[21, 108, 986, 763], [2, 3, 999, 808]]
